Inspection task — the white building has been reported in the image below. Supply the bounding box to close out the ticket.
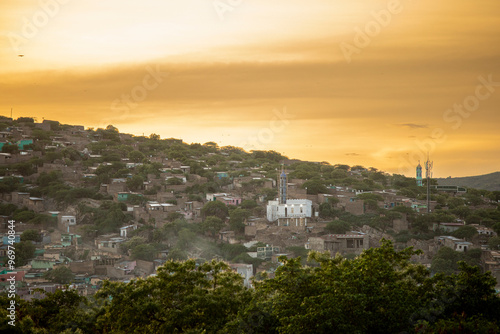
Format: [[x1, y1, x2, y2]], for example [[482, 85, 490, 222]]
[[435, 236, 473, 252], [230, 263, 254, 288], [58, 215, 76, 233], [266, 199, 313, 226], [61, 216, 76, 226], [266, 167, 313, 227], [120, 225, 138, 238]]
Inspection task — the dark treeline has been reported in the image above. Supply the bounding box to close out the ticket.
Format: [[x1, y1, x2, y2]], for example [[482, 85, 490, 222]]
[[1, 240, 499, 333]]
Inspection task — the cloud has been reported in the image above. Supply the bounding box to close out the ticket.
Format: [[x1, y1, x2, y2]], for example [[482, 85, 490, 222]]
[[1, 0, 500, 178], [398, 123, 429, 129]]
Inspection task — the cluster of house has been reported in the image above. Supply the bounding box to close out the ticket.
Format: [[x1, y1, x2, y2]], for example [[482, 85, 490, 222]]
[[0, 119, 86, 163], [0, 118, 499, 295], [0, 213, 260, 299]]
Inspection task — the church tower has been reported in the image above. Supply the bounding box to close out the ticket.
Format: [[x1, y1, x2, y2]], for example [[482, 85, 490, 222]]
[[416, 162, 423, 186], [279, 165, 288, 205]]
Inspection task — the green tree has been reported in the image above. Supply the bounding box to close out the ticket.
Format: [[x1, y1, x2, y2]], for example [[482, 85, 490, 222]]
[[43, 266, 75, 284], [431, 246, 461, 275], [149, 133, 160, 140], [121, 236, 147, 254], [230, 241, 428, 333], [106, 124, 119, 132], [86, 201, 130, 234], [492, 222, 500, 235], [219, 243, 249, 262], [488, 236, 500, 250], [32, 129, 52, 140], [167, 248, 187, 261], [229, 208, 251, 233], [176, 228, 196, 250], [126, 175, 144, 191], [464, 193, 485, 206], [16, 117, 35, 123], [333, 164, 350, 171], [16, 240, 36, 266], [0, 203, 17, 216], [128, 150, 146, 162], [43, 150, 64, 163], [319, 202, 334, 219], [166, 212, 184, 222], [447, 197, 465, 209], [434, 262, 500, 323], [430, 246, 481, 275], [96, 259, 251, 333], [370, 171, 388, 186], [287, 246, 310, 259], [356, 193, 384, 202], [61, 147, 82, 161], [261, 188, 277, 201], [21, 229, 42, 242], [36, 170, 63, 187], [131, 244, 157, 261], [451, 205, 471, 219], [201, 200, 229, 220], [127, 194, 146, 205], [412, 214, 433, 233], [371, 210, 401, 233], [240, 199, 258, 209], [228, 240, 500, 333], [391, 206, 415, 215], [13, 210, 36, 222], [330, 168, 347, 179], [302, 179, 328, 195], [166, 177, 183, 185], [18, 289, 92, 333], [452, 225, 478, 241], [202, 216, 225, 237], [1, 241, 499, 333], [324, 220, 351, 234], [0, 176, 20, 193], [416, 314, 499, 333], [1, 143, 19, 154]]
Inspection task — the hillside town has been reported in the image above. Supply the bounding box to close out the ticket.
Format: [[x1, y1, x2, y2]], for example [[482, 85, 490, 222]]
[[1, 116, 499, 299]]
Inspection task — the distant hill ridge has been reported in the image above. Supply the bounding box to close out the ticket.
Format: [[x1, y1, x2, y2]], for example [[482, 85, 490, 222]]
[[436, 171, 500, 191]]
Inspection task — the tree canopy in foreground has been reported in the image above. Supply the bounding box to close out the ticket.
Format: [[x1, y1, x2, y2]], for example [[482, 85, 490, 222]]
[[1, 240, 499, 333]]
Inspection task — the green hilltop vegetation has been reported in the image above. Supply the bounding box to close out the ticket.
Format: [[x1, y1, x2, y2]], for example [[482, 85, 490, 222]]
[[437, 172, 500, 192], [0, 117, 500, 332]]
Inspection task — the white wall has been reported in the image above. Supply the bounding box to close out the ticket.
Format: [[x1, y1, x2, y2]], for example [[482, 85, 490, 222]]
[[266, 199, 312, 222]]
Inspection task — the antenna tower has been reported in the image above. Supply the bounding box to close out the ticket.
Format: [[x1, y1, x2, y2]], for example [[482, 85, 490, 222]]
[[425, 154, 433, 214]]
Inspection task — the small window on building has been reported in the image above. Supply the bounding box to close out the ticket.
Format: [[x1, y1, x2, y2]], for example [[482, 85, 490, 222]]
[[347, 239, 354, 248]]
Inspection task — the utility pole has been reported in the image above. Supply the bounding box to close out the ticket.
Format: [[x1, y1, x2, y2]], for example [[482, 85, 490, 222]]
[[425, 154, 433, 214]]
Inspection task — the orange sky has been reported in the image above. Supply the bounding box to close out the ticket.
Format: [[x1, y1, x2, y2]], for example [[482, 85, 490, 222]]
[[1, 0, 499, 177]]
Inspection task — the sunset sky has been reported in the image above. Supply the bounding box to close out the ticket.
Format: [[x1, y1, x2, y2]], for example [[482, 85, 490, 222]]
[[1, 0, 499, 177]]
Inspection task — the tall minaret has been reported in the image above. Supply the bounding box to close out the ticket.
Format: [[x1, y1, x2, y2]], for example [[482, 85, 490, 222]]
[[416, 162, 423, 187], [278, 165, 288, 205]]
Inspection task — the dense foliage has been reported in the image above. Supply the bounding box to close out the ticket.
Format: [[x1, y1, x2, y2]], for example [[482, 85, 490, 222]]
[[1, 241, 498, 333]]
